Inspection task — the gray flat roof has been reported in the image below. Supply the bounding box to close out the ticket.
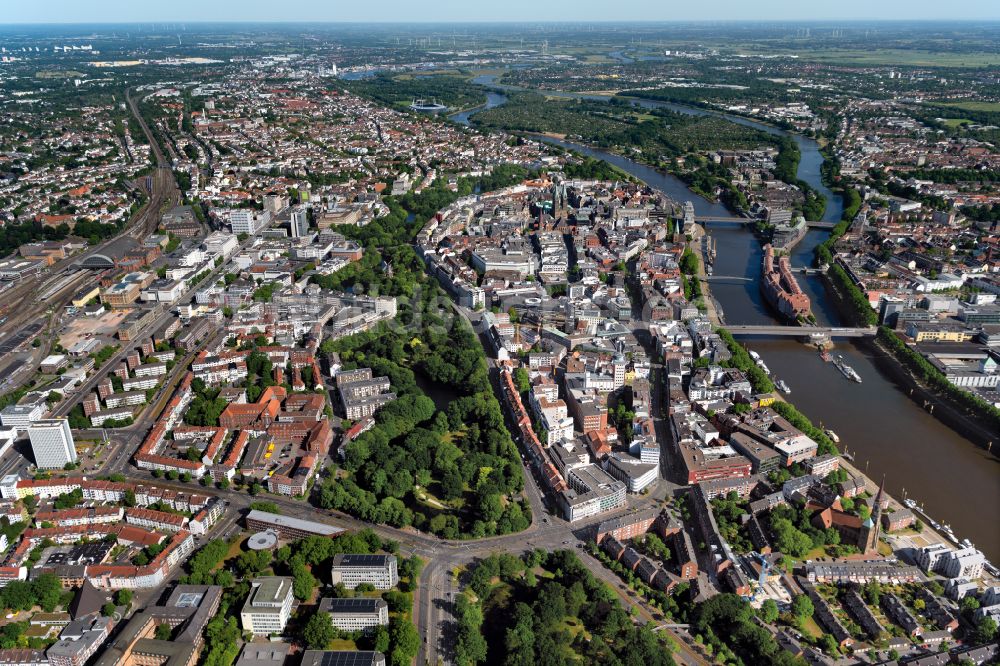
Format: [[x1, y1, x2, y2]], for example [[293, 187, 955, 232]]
[[236, 644, 290, 666], [245, 510, 345, 537]]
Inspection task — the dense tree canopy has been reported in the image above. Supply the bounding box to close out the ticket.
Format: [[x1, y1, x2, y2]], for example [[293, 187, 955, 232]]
[[458, 550, 677, 666]]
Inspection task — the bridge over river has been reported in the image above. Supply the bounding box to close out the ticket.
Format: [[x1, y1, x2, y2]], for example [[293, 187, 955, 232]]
[[725, 325, 877, 338], [697, 216, 838, 230], [706, 266, 825, 283]]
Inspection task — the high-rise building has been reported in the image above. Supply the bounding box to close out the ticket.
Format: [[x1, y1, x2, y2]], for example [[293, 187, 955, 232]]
[[290, 207, 309, 238], [879, 295, 906, 327], [612, 354, 627, 390], [231, 210, 271, 236], [263, 193, 289, 214], [27, 419, 77, 469]]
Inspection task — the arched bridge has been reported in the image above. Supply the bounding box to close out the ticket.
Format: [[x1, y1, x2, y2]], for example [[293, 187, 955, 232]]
[[725, 325, 877, 338]]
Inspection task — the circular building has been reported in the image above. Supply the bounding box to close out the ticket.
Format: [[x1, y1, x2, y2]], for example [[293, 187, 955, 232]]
[[247, 529, 279, 551]]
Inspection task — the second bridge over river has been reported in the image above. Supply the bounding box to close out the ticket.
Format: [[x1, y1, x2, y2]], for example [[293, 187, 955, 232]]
[[706, 266, 825, 282], [698, 216, 839, 230], [725, 325, 877, 338]]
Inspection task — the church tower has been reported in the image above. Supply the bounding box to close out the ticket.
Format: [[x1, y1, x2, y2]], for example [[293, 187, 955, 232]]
[[859, 477, 885, 554]]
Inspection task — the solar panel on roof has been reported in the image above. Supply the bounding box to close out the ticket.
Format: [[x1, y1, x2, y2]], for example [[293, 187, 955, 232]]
[[333, 554, 390, 566], [322, 597, 382, 612], [301, 652, 383, 666]]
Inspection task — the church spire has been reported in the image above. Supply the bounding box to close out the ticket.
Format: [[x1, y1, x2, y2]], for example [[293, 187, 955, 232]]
[[871, 476, 886, 524], [860, 475, 886, 554]]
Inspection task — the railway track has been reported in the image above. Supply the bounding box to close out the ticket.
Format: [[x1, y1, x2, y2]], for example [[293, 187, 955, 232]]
[[0, 88, 179, 361]]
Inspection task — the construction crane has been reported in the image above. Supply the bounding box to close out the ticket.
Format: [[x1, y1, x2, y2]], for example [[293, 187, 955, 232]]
[[747, 552, 771, 602]]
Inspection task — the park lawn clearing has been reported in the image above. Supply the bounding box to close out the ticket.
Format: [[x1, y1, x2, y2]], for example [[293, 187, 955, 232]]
[[218, 538, 249, 571], [414, 488, 447, 510], [790, 545, 828, 564], [939, 101, 1000, 113], [561, 617, 592, 641], [799, 616, 824, 639]]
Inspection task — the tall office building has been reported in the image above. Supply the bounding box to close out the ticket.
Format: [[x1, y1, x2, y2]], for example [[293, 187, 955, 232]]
[[27, 419, 77, 469], [230, 210, 257, 236], [231, 210, 271, 236], [290, 207, 309, 238]]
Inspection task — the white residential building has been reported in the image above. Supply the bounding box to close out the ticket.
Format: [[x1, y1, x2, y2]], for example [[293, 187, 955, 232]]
[[122, 376, 159, 392], [230, 209, 271, 236], [917, 543, 986, 580], [943, 547, 986, 580], [132, 362, 167, 378], [203, 231, 239, 258]]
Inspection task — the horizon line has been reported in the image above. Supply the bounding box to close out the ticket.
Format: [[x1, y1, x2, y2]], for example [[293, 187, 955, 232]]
[[4, 18, 1000, 26]]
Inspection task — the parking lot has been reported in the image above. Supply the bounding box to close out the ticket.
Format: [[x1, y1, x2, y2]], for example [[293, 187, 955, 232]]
[[59, 309, 129, 350]]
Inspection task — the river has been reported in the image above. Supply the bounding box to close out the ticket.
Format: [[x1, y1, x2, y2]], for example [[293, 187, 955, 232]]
[[453, 75, 843, 223], [452, 74, 1000, 559], [448, 91, 509, 126]]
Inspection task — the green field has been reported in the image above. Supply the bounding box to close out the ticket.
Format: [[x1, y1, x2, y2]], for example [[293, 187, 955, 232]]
[[939, 101, 1000, 113], [774, 48, 1000, 68], [940, 118, 975, 128], [35, 70, 85, 78]]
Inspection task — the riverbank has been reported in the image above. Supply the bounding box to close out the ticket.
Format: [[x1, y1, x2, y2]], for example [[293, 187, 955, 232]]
[[818, 266, 998, 450], [723, 330, 993, 568], [713, 328, 965, 563], [520, 130, 745, 210], [870, 331, 1000, 450]]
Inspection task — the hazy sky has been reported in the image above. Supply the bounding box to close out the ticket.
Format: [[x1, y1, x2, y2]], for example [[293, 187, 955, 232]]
[[3, 0, 998, 23]]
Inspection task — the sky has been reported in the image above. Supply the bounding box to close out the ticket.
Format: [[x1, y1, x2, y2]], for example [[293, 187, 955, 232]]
[[2, 0, 998, 23]]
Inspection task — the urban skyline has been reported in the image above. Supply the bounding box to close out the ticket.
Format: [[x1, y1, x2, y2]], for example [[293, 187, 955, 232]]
[[3, 1, 1000, 23]]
